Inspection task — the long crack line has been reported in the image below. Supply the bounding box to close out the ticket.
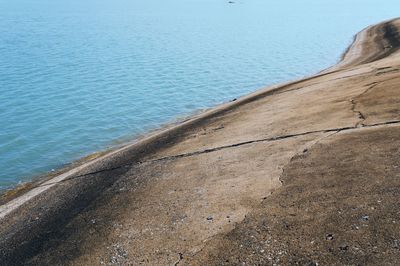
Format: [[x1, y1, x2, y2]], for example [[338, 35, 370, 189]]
[[37, 119, 400, 188]]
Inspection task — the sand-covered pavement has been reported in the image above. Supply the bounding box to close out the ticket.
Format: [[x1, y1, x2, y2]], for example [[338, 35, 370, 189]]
[[1, 19, 400, 265]]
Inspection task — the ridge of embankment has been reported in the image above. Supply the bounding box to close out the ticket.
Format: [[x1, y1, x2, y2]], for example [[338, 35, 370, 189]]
[[326, 18, 400, 71], [1, 18, 400, 265]]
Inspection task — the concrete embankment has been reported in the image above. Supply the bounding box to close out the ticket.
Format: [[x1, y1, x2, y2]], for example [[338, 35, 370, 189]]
[[1, 18, 400, 265]]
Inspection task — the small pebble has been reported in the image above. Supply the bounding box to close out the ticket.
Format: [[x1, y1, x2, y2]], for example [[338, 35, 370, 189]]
[[326, 234, 334, 240], [351, 224, 360, 230], [393, 240, 399, 249], [361, 215, 369, 221]]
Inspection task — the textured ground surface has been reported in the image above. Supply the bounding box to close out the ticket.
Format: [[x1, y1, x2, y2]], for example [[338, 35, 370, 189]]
[[1, 19, 400, 265]]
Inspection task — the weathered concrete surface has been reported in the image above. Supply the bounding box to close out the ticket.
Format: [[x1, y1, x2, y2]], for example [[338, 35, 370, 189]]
[[1, 19, 400, 265], [188, 124, 400, 265]]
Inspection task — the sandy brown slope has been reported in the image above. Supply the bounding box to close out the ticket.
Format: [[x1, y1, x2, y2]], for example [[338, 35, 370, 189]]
[[188, 124, 400, 266], [1, 19, 400, 265]]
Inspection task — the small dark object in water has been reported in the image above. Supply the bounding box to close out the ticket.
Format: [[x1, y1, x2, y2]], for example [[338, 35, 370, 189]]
[[228, 1, 235, 3]]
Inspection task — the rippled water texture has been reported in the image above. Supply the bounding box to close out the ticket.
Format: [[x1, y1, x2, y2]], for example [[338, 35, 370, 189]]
[[0, 0, 398, 189]]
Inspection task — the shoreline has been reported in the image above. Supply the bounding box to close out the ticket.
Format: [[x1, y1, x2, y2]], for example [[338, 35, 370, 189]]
[[0, 106, 209, 203], [0, 27, 362, 204], [0, 67, 343, 208], [0, 16, 396, 221], [3, 17, 398, 204], [1, 18, 400, 264]]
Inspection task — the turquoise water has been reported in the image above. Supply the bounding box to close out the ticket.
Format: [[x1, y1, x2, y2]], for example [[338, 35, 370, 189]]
[[0, 0, 398, 190]]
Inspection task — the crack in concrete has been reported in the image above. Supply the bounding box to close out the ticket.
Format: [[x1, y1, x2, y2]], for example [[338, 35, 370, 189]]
[[376, 68, 400, 75], [278, 130, 341, 185], [36, 119, 400, 188], [351, 99, 367, 127], [350, 82, 380, 127]]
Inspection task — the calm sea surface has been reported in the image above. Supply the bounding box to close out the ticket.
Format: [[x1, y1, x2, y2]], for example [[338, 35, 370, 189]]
[[0, 0, 398, 189]]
